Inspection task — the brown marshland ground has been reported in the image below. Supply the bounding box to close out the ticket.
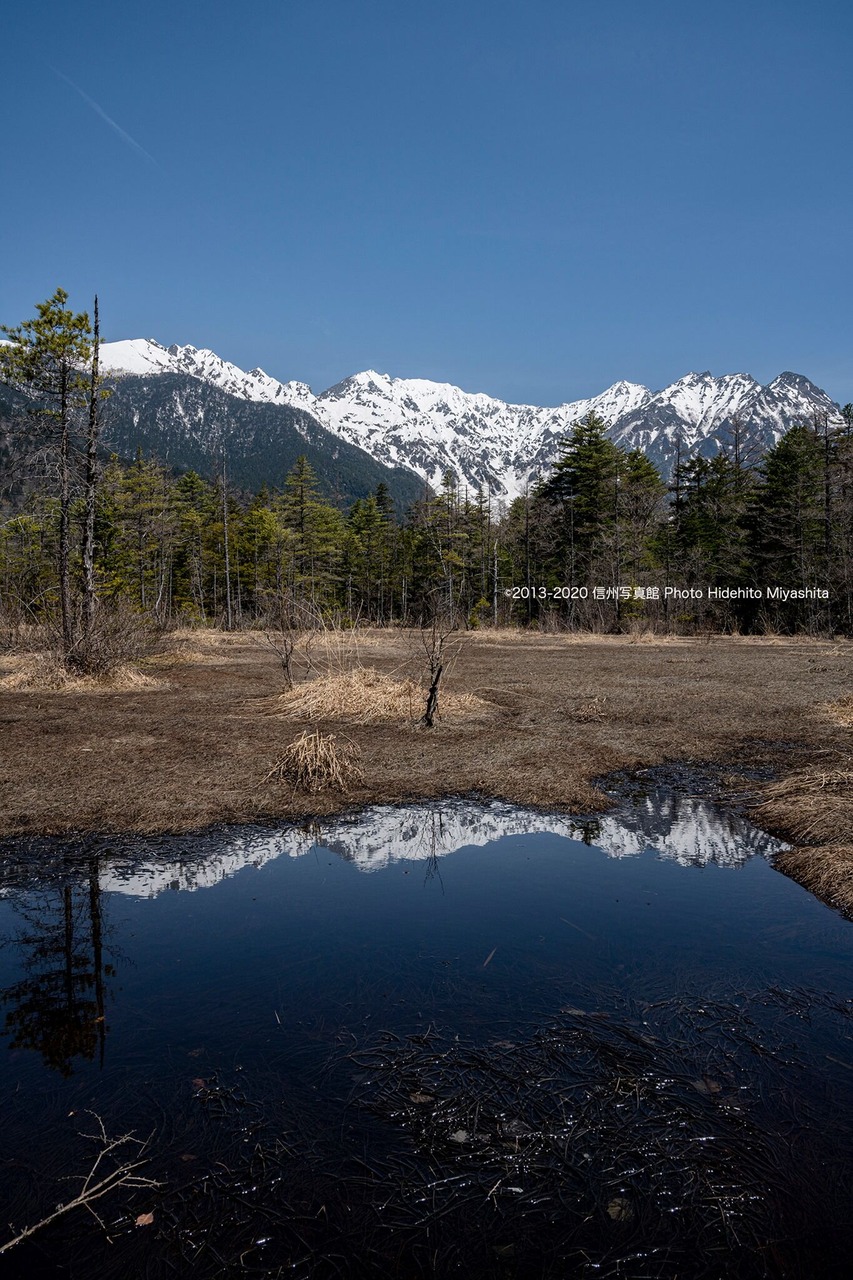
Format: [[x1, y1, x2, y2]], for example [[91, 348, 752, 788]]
[[1, 629, 852, 912]]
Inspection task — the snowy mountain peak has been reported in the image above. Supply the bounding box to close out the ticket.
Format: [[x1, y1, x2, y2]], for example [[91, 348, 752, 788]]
[[599, 379, 647, 398], [653, 371, 760, 430], [97, 337, 175, 376], [769, 371, 828, 399], [101, 339, 301, 407]]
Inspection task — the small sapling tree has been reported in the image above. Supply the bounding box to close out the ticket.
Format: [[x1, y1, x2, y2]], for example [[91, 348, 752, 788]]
[[419, 600, 463, 728]]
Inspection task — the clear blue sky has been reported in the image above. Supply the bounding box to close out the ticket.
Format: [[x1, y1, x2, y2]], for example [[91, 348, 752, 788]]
[[3, 0, 852, 405]]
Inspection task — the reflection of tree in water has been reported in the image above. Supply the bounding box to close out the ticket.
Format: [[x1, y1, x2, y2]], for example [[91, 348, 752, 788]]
[[2, 857, 112, 1076], [571, 818, 603, 847], [421, 810, 447, 889]]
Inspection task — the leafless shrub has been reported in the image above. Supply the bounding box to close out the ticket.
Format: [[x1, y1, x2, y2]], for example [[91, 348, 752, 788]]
[[262, 622, 298, 690], [628, 623, 659, 644], [314, 611, 365, 675], [259, 592, 325, 689], [0, 600, 166, 689], [263, 729, 364, 793], [755, 611, 781, 638], [417, 605, 467, 728], [0, 597, 32, 652], [68, 598, 163, 677]]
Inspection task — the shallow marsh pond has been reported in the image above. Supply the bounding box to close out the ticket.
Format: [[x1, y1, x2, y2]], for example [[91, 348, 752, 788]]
[[1, 778, 852, 1278]]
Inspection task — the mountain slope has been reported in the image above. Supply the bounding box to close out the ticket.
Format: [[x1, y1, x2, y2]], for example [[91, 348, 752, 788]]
[[312, 372, 652, 498], [607, 371, 841, 473], [98, 371, 426, 508]]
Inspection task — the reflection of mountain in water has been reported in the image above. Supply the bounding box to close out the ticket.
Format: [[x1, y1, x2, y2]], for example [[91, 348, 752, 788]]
[[0, 794, 786, 902], [83, 791, 785, 898], [588, 788, 787, 867], [98, 828, 318, 898]]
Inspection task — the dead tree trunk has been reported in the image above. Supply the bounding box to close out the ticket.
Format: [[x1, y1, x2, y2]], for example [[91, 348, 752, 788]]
[[421, 660, 443, 728], [222, 455, 233, 631], [58, 370, 73, 657], [81, 296, 100, 665]]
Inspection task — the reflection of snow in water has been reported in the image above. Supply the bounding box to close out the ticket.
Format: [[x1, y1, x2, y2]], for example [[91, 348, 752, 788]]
[[89, 791, 786, 899]]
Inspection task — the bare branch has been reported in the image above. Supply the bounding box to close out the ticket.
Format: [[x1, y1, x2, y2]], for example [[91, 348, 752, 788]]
[[0, 1112, 160, 1255]]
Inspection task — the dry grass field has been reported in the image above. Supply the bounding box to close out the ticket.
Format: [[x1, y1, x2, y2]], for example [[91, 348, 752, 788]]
[[1, 627, 852, 910]]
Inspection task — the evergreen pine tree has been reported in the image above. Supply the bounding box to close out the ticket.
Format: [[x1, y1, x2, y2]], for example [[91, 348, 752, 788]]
[[1, 290, 93, 658]]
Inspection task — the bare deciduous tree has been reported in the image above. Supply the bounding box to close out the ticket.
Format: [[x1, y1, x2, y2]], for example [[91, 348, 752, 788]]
[[418, 602, 464, 728]]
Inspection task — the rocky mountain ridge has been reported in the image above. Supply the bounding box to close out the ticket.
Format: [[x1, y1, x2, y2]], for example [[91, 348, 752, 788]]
[[98, 339, 844, 502]]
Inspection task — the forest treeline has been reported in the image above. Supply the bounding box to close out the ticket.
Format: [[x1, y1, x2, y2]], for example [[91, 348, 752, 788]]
[[3, 290, 853, 657]]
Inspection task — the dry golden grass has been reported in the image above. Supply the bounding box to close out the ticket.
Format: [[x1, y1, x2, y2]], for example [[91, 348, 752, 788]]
[[574, 695, 608, 722], [0, 653, 167, 693], [263, 729, 364, 793], [169, 627, 242, 645], [754, 763, 853, 846], [278, 664, 491, 725], [774, 846, 853, 916], [627, 628, 661, 644], [148, 642, 232, 668], [474, 628, 618, 646], [825, 695, 853, 728]]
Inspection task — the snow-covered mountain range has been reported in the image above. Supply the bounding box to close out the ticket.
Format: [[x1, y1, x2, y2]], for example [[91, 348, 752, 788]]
[[99, 339, 845, 502]]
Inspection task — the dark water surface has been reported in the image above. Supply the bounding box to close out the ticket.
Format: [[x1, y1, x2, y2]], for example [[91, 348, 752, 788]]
[[1, 788, 852, 1278]]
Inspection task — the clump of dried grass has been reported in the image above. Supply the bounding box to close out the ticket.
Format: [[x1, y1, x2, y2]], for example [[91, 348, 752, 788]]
[[0, 653, 166, 693], [279, 665, 489, 725], [755, 764, 853, 845], [574, 695, 607, 723], [263, 730, 363, 793], [149, 639, 232, 667], [825, 695, 853, 729], [774, 845, 853, 917]]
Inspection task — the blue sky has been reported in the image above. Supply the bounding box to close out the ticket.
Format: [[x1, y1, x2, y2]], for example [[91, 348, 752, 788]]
[[3, 0, 852, 405]]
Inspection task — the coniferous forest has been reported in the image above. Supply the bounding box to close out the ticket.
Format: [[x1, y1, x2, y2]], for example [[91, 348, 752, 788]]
[[3, 291, 853, 662]]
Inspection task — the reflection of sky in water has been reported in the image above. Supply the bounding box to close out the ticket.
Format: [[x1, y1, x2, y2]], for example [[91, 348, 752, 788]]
[[0, 793, 786, 901]]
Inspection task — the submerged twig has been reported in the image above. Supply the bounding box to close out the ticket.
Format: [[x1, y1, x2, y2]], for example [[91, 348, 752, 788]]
[[0, 1112, 160, 1255]]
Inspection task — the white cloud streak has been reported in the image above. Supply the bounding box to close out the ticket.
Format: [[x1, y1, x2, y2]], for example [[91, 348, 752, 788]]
[[50, 66, 159, 167]]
